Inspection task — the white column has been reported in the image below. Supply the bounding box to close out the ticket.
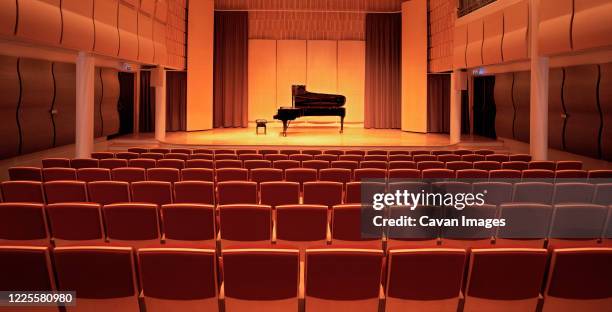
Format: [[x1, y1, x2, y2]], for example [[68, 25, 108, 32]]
[[154, 67, 166, 141], [529, 0, 549, 160], [450, 70, 462, 144], [75, 52, 95, 158]]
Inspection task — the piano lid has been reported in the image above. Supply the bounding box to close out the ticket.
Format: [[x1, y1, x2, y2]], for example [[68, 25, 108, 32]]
[[292, 85, 346, 108]]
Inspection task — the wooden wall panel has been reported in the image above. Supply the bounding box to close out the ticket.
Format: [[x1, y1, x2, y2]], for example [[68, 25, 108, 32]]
[[156, 0, 168, 23], [402, 0, 428, 132], [0, 56, 21, 159], [61, 0, 94, 51], [502, 1, 529, 62], [539, 0, 573, 56], [118, 3, 139, 61], [276, 40, 307, 108], [94, 0, 120, 57], [453, 25, 467, 69], [548, 68, 565, 150], [0, 0, 17, 36], [482, 12, 503, 65], [572, 0, 612, 52], [18, 58, 54, 154], [307, 41, 338, 94], [248, 40, 277, 122], [17, 0, 61, 45], [100, 68, 120, 136], [94, 68, 103, 137], [466, 20, 484, 68], [138, 13, 154, 63], [563, 64, 601, 158], [493, 72, 515, 139], [338, 41, 365, 123], [153, 20, 167, 65], [52, 62, 76, 147], [140, 0, 156, 15], [512, 71, 530, 143], [600, 62, 612, 161]]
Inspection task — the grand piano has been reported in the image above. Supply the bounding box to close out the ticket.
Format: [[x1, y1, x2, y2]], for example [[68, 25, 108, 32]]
[[273, 85, 346, 136]]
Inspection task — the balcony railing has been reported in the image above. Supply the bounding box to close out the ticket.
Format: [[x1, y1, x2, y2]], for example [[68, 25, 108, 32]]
[[458, 0, 497, 17]]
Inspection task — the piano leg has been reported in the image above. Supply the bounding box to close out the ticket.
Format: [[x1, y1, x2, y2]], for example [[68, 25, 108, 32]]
[[282, 120, 289, 137], [340, 116, 344, 134]]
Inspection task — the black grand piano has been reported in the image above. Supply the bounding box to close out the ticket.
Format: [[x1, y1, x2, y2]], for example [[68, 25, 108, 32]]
[[273, 85, 346, 136]]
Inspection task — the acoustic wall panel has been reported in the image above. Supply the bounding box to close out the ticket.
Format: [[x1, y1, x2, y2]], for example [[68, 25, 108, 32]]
[[153, 21, 167, 65], [122, 0, 139, 8], [52, 62, 76, 147], [482, 12, 503, 65], [466, 20, 484, 68], [100, 68, 120, 136], [538, 0, 573, 56], [494, 72, 515, 139], [307, 41, 338, 94], [512, 71, 530, 143], [338, 41, 365, 123], [138, 13, 154, 63], [94, 0, 120, 57], [155, 0, 168, 23], [573, 0, 612, 52], [16, 0, 61, 45], [600, 63, 612, 161], [0, 56, 21, 158], [140, 0, 156, 15], [453, 25, 467, 69], [502, 1, 529, 62], [94, 68, 103, 137], [548, 68, 565, 150], [276, 40, 307, 108], [563, 64, 601, 159], [0, 0, 17, 36], [18, 58, 54, 154], [248, 40, 277, 122], [60, 0, 95, 51], [118, 3, 139, 61]]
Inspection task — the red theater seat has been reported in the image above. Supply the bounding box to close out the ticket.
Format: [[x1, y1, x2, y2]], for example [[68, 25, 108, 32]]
[[157, 159, 185, 170], [302, 149, 323, 156], [288, 154, 313, 162], [588, 170, 612, 179], [389, 150, 411, 155], [161, 204, 216, 248], [273, 160, 300, 171], [305, 249, 383, 312], [430, 150, 449, 156], [385, 249, 466, 312], [216, 168, 248, 182], [44, 181, 87, 204], [42, 168, 77, 181], [128, 158, 157, 169], [437, 154, 461, 162], [303, 181, 343, 208], [112, 167, 146, 183], [193, 149, 214, 155], [243, 160, 271, 170], [42, 157, 71, 168], [302, 160, 330, 171], [239, 153, 264, 161], [170, 148, 193, 154], [103, 203, 161, 248], [363, 155, 387, 162], [489, 169, 522, 179], [128, 147, 148, 153], [215, 160, 243, 169], [473, 182, 513, 205], [138, 248, 218, 312], [473, 161, 501, 171], [141, 152, 165, 160], [547, 204, 608, 249], [413, 154, 437, 162], [411, 150, 430, 156], [360, 161, 387, 170], [522, 169, 555, 180], [285, 168, 317, 191], [189, 153, 213, 160], [250, 168, 283, 184], [147, 168, 180, 183], [593, 183, 612, 206], [115, 152, 140, 160], [345, 150, 365, 156], [46, 203, 105, 246], [88, 181, 130, 205], [339, 154, 363, 162], [1, 181, 45, 203], [260, 182, 300, 208], [215, 153, 238, 160], [496, 203, 553, 248], [8, 166, 42, 181], [131, 181, 173, 206], [388, 161, 417, 169], [441, 204, 497, 249], [264, 154, 288, 161], [421, 169, 454, 179], [236, 149, 257, 155], [217, 181, 258, 205], [150, 148, 170, 154], [53, 246, 139, 311], [453, 149, 472, 155], [185, 159, 214, 169], [0, 203, 49, 246], [164, 153, 189, 161], [555, 170, 588, 180], [555, 160, 583, 170], [473, 149, 495, 155], [513, 182, 554, 204], [221, 249, 299, 311], [502, 161, 529, 171], [354, 168, 386, 181], [416, 161, 444, 170], [332, 160, 359, 171], [528, 161, 556, 171], [77, 168, 111, 182], [324, 149, 344, 156], [319, 168, 352, 185], [181, 168, 214, 182], [174, 181, 215, 205], [70, 158, 99, 169], [345, 182, 386, 204], [388, 154, 412, 162], [388, 169, 420, 179], [462, 154, 485, 162], [456, 169, 489, 179], [218, 204, 272, 248], [553, 183, 595, 204], [485, 154, 509, 162], [509, 154, 532, 162], [366, 150, 387, 156], [314, 154, 338, 162], [463, 249, 548, 312], [331, 204, 382, 249], [276, 204, 328, 252], [445, 161, 473, 171], [99, 158, 128, 169], [280, 149, 301, 156]]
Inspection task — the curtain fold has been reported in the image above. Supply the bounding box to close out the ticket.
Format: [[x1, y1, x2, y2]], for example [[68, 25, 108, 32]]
[[427, 74, 451, 133], [213, 12, 248, 128], [166, 71, 187, 131], [139, 71, 155, 133], [364, 13, 402, 129]]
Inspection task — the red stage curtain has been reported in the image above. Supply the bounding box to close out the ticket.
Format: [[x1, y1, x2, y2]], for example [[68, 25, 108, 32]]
[[213, 12, 248, 128], [427, 74, 451, 133], [365, 13, 401, 129], [166, 71, 187, 131], [139, 71, 155, 133]]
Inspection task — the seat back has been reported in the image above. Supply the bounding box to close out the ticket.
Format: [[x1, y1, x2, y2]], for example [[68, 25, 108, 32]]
[[88, 181, 130, 205], [181, 168, 214, 182], [147, 168, 180, 183], [218, 204, 272, 246], [441, 204, 497, 247], [501, 161, 529, 171], [473, 182, 513, 205], [473, 161, 501, 171], [413, 155, 437, 162], [332, 204, 382, 248], [446, 161, 473, 171], [508, 154, 532, 162], [513, 182, 554, 204], [529, 161, 556, 170], [70, 158, 99, 169], [161, 204, 216, 247], [354, 168, 386, 181], [46, 203, 104, 246], [216, 168, 248, 182], [260, 182, 300, 207], [249, 168, 283, 183], [304, 181, 344, 207], [103, 203, 160, 246], [593, 183, 612, 205], [99, 158, 128, 169], [42, 158, 71, 168], [8, 166, 42, 181], [314, 154, 338, 162], [462, 154, 485, 162], [331, 160, 359, 171], [319, 168, 352, 184], [497, 203, 553, 247], [276, 205, 328, 246], [388, 169, 420, 179], [417, 161, 445, 170], [217, 181, 258, 205], [548, 204, 608, 249], [339, 154, 363, 162], [0, 203, 49, 245], [77, 168, 111, 182], [421, 169, 454, 179], [264, 154, 288, 161], [170, 148, 192, 154], [243, 160, 271, 170], [44, 181, 88, 204], [388, 154, 413, 162], [1, 181, 45, 203], [131, 181, 173, 206], [164, 153, 189, 161], [345, 182, 386, 204], [273, 160, 300, 171], [185, 159, 214, 169], [289, 154, 313, 162], [42, 168, 77, 182], [156, 159, 185, 170], [0, 246, 56, 294], [173, 181, 215, 205], [485, 154, 509, 162], [116, 152, 140, 160], [456, 169, 488, 179], [215, 159, 242, 169], [489, 169, 522, 179], [388, 161, 416, 169], [437, 154, 461, 162], [128, 158, 157, 169], [553, 183, 595, 204], [112, 167, 146, 183], [555, 170, 588, 180], [302, 160, 330, 171], [555, 160, 582, 170]]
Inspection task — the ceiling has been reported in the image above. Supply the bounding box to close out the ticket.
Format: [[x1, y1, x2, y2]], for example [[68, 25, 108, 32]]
[[215, 0, 404, 12]]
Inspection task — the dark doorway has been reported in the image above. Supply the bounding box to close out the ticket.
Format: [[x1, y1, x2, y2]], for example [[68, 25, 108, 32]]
[[117, 72, 134, 136], [473, 75, 496, 138]]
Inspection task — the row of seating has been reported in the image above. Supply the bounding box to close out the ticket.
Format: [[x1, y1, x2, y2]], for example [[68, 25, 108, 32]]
[[9, 165, 612, 184], [4, 245, 610, 312], [1, 202, 611, 250], [1, 180, 610, 206]]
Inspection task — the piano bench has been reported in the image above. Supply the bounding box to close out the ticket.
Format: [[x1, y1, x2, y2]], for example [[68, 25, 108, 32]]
[[256, 119, 267, 135]]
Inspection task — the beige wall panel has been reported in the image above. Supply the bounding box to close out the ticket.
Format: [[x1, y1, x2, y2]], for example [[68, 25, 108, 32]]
[[61, 0, 94, 51], [153, 20, 167, 65], [0, 0, 17, 36], [100, 68, 120, 136], [122, 0, 139, 8], [539, 0, 572, 56], [186, 0, 214, 130], [466, 20, 484, 67], [155, 0, 168, 23], [138, 13, 154, 63], [276, 40, 307, 108], [118, 3, 139, 61], [17, 0, 61, 45], [248, 40, 277, 122], [401, 0, 428, 132], [338, 41, 365, 124], [453, 25, 467, 69], [94, 0, 119, 56], [573, 0, 612, 52], [482, 11, 503, 65], [52, 62, 76, 147], [140, 0, 155, 15], [307, 40, 338, 94], [502, 1, 529, 62], [0, 56, 21, 158]]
